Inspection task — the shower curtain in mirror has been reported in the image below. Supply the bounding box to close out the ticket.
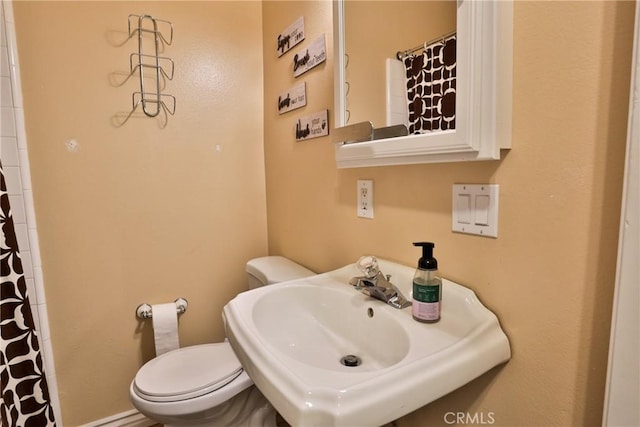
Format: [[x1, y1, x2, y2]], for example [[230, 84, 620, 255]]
[[404, 33, 456, 134], [1, 161, 56, 426]]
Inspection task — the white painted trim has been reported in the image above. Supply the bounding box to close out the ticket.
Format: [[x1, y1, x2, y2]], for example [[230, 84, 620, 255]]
[[496, 0, 513, 150], [603, 1, 640, 425], [333, 0, 513, 168], [81, 409, 155, 427]]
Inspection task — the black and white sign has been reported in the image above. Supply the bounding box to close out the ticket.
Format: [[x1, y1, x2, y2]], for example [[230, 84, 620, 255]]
[[277, 16, 304, 57], [278, 82, 307, 115], [293, 35, 326, 78], [295, 109, 329, 142]]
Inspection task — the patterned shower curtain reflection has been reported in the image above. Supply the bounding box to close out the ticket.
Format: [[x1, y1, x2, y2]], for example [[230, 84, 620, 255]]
[[1, 161, 56, 426], [403, 34, 457, 134]]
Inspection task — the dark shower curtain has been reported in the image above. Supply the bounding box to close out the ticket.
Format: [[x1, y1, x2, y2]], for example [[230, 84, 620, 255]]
[[404, 33, 457, 134], [1, 160, 56, 426]]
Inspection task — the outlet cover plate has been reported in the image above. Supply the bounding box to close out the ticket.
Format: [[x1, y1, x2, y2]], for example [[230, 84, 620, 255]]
[[357, 180, 374, 219]]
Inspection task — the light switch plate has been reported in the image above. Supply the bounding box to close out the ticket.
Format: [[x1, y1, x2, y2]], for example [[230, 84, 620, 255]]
[[452, 184, 499, 238]]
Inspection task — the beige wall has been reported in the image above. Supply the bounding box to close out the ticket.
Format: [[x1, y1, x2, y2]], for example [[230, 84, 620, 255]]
[[10, 0, 634, 425], [264, 1, 634, 426], [345, 1, 456, 127], [13, 1, 266, 425]]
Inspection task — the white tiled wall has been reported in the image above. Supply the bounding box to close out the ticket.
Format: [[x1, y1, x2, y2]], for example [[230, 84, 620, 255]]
[[1, 0, 62, 423], [385, 58, 410, 128]]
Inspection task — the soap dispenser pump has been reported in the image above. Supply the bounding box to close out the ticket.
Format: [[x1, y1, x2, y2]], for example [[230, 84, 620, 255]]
[[412, 242, 442, 323]]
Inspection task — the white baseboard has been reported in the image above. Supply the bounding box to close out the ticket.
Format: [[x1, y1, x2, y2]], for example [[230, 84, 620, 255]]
[[81, 409, 156, 427]]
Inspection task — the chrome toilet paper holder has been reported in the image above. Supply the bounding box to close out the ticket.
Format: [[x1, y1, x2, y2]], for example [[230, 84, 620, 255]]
[[136, 298, 188, 319]]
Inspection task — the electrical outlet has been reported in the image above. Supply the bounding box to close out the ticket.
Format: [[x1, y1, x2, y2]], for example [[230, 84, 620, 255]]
[[357, 180, 374, 219]]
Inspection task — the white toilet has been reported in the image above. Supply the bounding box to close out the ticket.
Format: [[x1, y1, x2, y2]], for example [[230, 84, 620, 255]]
[[129, 256, 315, 427]]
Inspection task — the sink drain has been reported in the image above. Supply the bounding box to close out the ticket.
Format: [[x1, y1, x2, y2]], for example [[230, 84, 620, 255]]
[[340, 354, 362, 367]]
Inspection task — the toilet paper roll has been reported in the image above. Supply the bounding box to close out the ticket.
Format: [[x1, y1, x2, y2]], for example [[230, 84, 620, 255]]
[[151, 303, 180, 356]]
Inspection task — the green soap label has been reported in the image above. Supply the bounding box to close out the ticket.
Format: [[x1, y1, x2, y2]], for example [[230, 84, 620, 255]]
[[413, 282, 440, 303]]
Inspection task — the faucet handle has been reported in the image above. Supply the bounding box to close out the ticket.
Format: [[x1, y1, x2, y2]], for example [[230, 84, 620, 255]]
[[356, 256, 379, 278]]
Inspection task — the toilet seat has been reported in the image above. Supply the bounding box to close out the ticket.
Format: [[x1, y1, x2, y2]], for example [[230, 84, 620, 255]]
[[133, 343, 243, 403]]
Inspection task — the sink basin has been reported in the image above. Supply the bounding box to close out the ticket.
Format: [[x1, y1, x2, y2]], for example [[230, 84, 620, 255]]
[[253, 283, 410, 371], [223, 258, 511, 426]]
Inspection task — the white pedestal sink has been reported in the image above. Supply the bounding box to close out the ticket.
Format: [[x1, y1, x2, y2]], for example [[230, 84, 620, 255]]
[[223, 258, 510, 426]]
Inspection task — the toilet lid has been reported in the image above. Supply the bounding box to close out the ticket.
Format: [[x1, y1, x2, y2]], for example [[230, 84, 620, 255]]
[[134, 343, 243, 402]]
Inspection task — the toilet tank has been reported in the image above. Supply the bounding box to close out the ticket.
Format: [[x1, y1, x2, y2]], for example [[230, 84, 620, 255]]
[[246, 256, 315, 289]]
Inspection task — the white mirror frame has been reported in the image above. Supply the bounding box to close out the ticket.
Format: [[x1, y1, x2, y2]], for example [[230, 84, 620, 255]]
[[333, 0, 513, 168]]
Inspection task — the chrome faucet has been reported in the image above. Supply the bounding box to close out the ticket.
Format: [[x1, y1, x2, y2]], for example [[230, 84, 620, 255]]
[[349, 256, 411, 309]]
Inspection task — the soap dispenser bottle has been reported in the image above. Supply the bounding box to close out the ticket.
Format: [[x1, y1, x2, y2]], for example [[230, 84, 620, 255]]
[[412, 242, 442, 323]]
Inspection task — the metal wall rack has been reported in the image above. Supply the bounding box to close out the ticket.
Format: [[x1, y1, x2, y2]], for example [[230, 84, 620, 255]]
[[123, 14, 175, 123]]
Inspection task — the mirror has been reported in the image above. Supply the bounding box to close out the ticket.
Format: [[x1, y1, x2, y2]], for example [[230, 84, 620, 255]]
[[344, 2, 456, 130], [333, 0, 513, 168]]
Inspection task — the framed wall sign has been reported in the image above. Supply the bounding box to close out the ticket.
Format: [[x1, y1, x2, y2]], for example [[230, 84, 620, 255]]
[[278, 82, 307, 115], [293, 34, 327, 78], [277, 16, 305, 57], [295, 109, 329, 141]]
